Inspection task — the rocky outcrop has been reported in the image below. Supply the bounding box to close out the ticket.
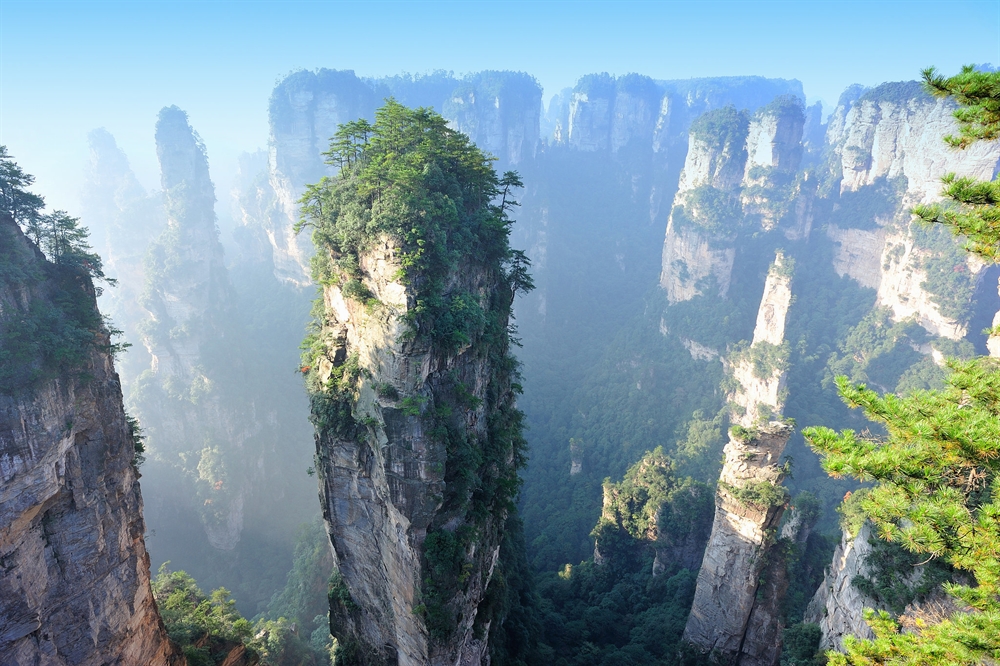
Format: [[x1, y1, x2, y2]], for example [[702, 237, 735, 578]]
[[660, 222, 737, 303], [304, 118, 528, 662], [803, 524, 879, 650], [0, 215, 182, 665], [683, 253, 794, 665], [135, 106, 257, 552], [682, 423, 793, 665], [80, 129, 163, 384], [591, 449, 714, 575], [744, 97, 805, 178], [310, 233, 520, 665], [659, 106, 750, 303], [728, 253, 792, 425], [824, 82, 1000, 339], [660, 97, 809, 303]]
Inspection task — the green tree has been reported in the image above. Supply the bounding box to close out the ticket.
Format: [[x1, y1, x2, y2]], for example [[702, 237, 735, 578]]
[[38, 210, 112, 284], [0, 145, 45, 227], [804, 66, 1000, 664]]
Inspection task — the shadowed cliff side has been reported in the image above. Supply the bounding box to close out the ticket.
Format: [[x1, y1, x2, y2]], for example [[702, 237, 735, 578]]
[[0, 212, 183, 665]]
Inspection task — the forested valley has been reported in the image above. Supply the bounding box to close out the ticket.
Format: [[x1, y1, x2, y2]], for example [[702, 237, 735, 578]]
[[3, 58, 1000, 666]]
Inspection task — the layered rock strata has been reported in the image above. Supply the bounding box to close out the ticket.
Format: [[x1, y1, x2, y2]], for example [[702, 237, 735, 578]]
[[0, 215, 181, 665], [803, 524, 879, 650], [683, 253, 794, 666]]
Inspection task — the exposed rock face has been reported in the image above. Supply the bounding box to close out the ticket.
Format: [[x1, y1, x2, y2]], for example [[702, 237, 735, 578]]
[[0, 215, 181, 665], [659, 106, 750, 303], [310, 233, 521, 663], [729, 253, 792, 426], [829, 83, 1000, 201], [660, 98, 808, 304], [744, 97, 804, 177], [751, 252, 793, 346], [803, 524, 879, 650], [135, 106, 257, 552], [684, 253, 794, 665], [660, 221, 737, 303], [824, 82, 1000, 339], [683, 423, 793, 665]]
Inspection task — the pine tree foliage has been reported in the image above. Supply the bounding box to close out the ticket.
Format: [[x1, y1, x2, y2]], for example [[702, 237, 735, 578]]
[[804, 66, 1000, 665], [914, 68, 1000, 262]]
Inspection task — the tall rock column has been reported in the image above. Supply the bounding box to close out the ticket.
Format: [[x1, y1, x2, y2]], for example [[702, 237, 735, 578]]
[[683, 252, 795, 666], [301, 103, 530, 665], [136, 106, 256, 552], [659, 106, 749, 303], [0, 215, 182, 665]]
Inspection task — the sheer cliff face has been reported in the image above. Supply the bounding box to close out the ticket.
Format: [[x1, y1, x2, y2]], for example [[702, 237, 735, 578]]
[[684, 253, 794, 666], [136, 106, 256, 552], [683, 423, 793, 665], [803, 524, 879, 651], [729, 254, 792, 426], [825, 83, 1000, 340], [263, 70, 543, 285], [311, 236, 517, 665], [660, 100, 807, 304], [0, 217, 180, 665], [658, 109, 748, 304]]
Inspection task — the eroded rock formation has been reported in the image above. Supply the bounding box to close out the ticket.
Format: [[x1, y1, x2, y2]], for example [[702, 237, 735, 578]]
[[803, 523, 879, 650], [683, 253, 795, 665], [135, 106, 257, 552], [0, 215, 182, 665]]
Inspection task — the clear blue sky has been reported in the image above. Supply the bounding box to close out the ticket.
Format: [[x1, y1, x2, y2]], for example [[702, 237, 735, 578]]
[[2, 0, 998, 213]]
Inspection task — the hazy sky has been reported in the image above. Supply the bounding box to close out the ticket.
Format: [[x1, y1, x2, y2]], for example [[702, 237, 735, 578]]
[[2, 0, 998, 215]]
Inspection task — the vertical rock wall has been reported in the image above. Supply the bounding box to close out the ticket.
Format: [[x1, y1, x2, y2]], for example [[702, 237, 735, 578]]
[[136, 106, 258, 552], [803, 524, 879, 650], [311, 236, 517, 665], [683, 253, 795, 666], [0, 216, 182, 665]]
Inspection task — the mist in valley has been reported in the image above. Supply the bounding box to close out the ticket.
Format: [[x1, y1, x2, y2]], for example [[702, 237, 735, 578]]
[[3, 2, 1000, 664]]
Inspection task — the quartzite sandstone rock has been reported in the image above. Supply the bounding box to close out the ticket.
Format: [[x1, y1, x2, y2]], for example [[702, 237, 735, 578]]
[[0, 215, 182, 665]]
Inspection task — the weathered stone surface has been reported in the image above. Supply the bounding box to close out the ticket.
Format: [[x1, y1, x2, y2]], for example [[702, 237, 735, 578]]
[[0, 216, 182, 665], [684, 252, 794, 665], [313, 237, 511, 665], [660, 219, 736, 303], [824, 85, 1000, 339], [683, 423, 793, 665], [804, 524, 879, 650]]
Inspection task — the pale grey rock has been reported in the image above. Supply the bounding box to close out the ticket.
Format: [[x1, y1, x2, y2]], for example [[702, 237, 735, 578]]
[[314, 237, 511, 665], [744, 98, 805, 177], [729, 253, 792, 427], [660, 219, 736, 303], [683, 423, 794, 666], [804, 524, 879, 650]]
